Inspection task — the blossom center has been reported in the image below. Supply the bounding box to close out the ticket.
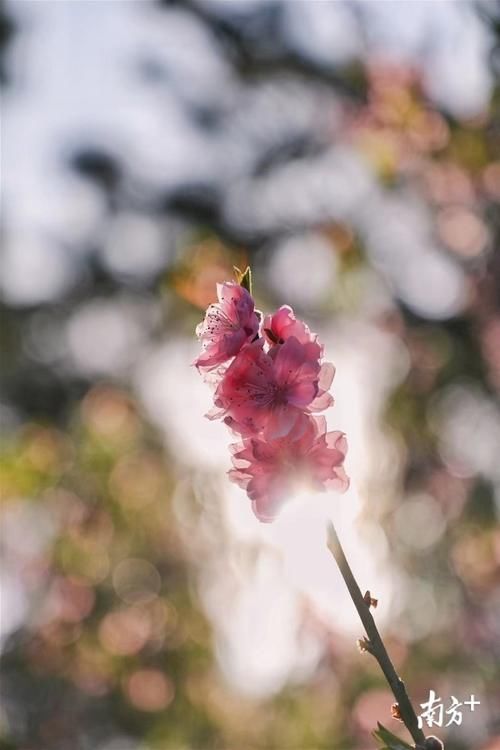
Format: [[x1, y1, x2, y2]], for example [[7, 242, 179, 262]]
[[205, 307, 238, 338]]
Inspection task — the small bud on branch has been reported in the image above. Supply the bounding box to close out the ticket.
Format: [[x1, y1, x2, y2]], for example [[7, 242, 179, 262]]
[[391, 702, 403, 722], [357, 636, 373, 654], [364, 589, 378, 608]]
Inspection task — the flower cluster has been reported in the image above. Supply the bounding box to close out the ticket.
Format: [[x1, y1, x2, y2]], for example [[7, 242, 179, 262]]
[[194, 280, 349, 521]]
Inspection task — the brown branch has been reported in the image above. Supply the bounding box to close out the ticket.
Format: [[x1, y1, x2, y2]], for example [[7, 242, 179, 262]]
[[327, 521, 428, 748]]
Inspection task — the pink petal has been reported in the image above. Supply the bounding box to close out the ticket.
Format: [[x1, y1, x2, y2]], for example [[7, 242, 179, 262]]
[[318, 361, 335, 390], [287, 381, 318, 407], [272, 336, 307, 383], [325, 465, 350, 493], [326, 431, 348, 455], [249, 477, 288, 523], [228, 468, 251, 490], [308, 390, 334, 412], [263, 406, 299, 440]]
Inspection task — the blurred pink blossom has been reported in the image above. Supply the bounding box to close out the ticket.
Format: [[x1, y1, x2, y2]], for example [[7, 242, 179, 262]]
[[194, 279, 348, 521], [210, 337, 334, 439], [193, 282, 260, 370], [229, 414, 349, 522], [263, 305, 317, 347]]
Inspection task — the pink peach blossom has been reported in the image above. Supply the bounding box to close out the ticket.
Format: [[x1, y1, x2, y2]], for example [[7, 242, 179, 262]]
[[229, 414, 349, 522], [194, 278, 348, 524], [263, 305, 317, 347], [210, 336, 334, 439], [193, 282, 260, 370]]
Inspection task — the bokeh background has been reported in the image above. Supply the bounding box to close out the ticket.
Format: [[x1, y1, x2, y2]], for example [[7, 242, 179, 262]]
[[1, 1, 500, 749]]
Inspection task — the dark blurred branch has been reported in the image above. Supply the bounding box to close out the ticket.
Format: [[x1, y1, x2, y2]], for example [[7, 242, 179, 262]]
[[327, 522, 430, 749], [159, 0, 367, 101], [0, 0, 16, 86]]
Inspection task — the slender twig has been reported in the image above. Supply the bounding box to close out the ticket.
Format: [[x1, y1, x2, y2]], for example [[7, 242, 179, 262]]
[[327, 521, 427, 748]]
